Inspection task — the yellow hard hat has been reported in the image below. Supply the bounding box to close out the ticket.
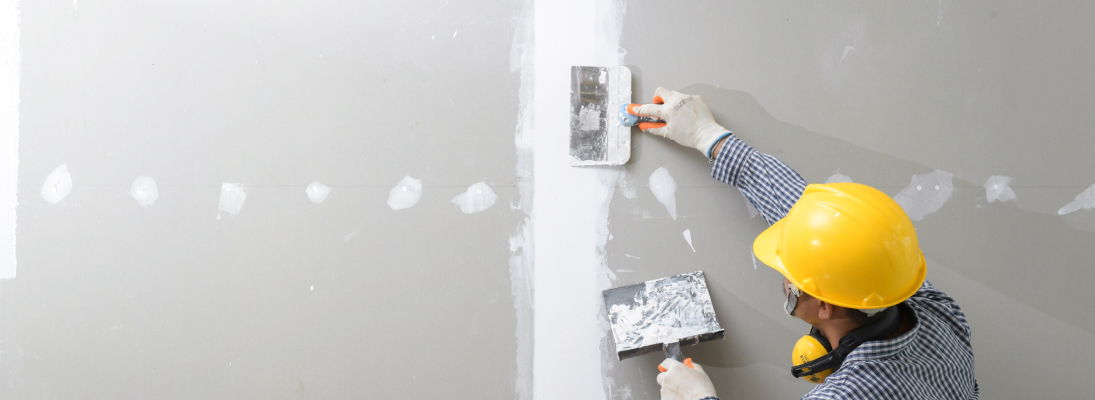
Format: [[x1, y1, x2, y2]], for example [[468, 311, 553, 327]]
[[753, 182, 925, 310]]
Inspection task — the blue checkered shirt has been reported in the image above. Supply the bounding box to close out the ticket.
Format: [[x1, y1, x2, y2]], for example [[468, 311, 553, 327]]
[[710, 135, 979, 399]]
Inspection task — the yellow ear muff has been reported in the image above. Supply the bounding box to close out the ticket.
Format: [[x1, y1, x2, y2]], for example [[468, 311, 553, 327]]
[[792, 334, 835, 383]]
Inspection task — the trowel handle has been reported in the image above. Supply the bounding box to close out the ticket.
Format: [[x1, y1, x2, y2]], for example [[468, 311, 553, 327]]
[[658, 341, 695, 372]]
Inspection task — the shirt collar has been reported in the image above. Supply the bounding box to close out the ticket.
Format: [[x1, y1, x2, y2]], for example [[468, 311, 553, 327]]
[[843, 302, 919, 363]]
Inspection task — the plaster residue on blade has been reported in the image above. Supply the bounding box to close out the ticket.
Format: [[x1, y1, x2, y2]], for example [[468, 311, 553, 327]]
[[604, 271, 722, 351], [570, 66, 609, 162]]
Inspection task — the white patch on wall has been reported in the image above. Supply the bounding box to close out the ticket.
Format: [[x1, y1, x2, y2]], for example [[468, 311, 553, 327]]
[[984, 175, 1016, 203], [893, 170, 954, 220], [825, 172, 853, 184], [683, 229, 695, 252], [1058, 183, 1095, 215], [305, 180, 331, 204], [41, 164, 72, 205], [649, 167, 678, 220], [128, 175, 158, 206], [387, 175, 422, 210], [617, 172, 638, 199], [840, 45, 855, 64], [218, 183, 247, 215], [452, 182, 497, 214]]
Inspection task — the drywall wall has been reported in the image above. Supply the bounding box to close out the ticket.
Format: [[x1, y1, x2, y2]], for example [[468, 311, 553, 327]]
[[6, 1, 1095, 399], [3, 1, 529, 398], [596, 1, 1095, 399]]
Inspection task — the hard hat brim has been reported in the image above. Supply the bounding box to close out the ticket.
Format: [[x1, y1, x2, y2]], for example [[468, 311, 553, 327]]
[[753, 218, 790, 277]]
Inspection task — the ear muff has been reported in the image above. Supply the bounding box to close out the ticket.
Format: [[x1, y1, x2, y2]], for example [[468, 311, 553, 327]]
[[792, 328, 834, 383], [790, 306, 903, 384]]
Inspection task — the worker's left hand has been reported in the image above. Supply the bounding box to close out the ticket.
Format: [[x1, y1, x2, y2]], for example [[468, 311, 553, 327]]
[[657, 358, 718, 400], [633, 87, 731, 158]]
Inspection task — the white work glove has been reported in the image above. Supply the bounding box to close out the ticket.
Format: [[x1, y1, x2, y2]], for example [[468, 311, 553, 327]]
[[634, 87, 731, 158], [657, 358, 718, 400]]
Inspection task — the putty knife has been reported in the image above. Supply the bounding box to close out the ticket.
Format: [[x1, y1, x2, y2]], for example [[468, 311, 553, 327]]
[[603, 271, 725, 370], [569, 65, 632, 166]]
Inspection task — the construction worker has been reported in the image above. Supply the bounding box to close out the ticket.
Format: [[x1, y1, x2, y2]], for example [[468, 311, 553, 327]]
[[633, 88, 978, 400]]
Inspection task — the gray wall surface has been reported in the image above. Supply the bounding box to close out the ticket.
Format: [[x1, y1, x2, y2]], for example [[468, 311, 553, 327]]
[[605, 1, 1095, 399], [6, 1, 524, 398], [6, 1, 1095, 399]]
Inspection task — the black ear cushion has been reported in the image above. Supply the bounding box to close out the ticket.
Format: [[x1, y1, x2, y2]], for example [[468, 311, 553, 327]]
[[808, 327, 833, 352]]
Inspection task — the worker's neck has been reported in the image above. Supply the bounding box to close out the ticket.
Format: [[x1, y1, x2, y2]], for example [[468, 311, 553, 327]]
[[817, 319, 862, 350]]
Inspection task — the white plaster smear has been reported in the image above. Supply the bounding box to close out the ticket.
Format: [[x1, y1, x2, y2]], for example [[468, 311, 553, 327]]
[[984, 175, 1016, 203], [218, 183, 247, 215], [0, 0, 18, 279], [508, 2, 535, 397], [387, 175, 422, 210], [649, 167, 678, 220], [41, 164, 72, 205], [532, 0, 626, 398], [893, 169, 954, 220], [128, 175, 158, 207], [683, 229, 695, 252], [578, 105, 600, 131], [305, 180, 331, 204], [617, 172, 638, 199], [1058, 183, 1095, 215], [452, 181, 497, 214], [826, 172, 853, 184]]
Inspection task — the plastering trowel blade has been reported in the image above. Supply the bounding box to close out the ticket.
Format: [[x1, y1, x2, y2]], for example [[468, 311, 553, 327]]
[[602, 271, 725, 361], [569, 65, 632, 166]]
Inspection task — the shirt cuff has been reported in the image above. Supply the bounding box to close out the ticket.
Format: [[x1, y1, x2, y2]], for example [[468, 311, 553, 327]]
[[710, 134, 755, 187]]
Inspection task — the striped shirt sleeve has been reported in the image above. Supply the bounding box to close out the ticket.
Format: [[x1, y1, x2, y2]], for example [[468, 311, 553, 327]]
[[711, 135, 807, 225]]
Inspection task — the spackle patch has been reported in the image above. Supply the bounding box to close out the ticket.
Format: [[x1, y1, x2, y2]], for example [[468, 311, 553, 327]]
[[984, 175, 1016, 203], [840, 45, 856, 64], [1058, 183, 1095, 215], [649, 167, 678, 220], [826, 172, 853, 184], [128, 176, 159, 206], [683, 229, 695, 252], [578, 105, 601, 131], [305, 181, 331, 204], [218, 183, 247, 215], [893, 170, 954, 220], [41, 164, 73, 204], [452, 182, 497, 214], [387, 176, 422, 210], [617, 173, 638, 199]]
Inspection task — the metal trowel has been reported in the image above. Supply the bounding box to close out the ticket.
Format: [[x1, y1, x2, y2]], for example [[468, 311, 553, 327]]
[[568, 65, 632, 166], [602, 271, 725, 371]]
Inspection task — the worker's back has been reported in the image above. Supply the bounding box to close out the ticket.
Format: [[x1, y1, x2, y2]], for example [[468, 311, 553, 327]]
[[803, 281, 979, 400]]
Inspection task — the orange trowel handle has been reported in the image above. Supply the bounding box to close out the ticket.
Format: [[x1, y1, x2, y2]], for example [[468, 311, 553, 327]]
[[657, 357, 695, 373], [632, 95, 667, 130]]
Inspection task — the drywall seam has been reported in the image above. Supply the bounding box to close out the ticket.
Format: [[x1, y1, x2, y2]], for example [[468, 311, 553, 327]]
[[532, 0, 626, 399], [0, 0, 18, 279], [509, 1, 534, 398]]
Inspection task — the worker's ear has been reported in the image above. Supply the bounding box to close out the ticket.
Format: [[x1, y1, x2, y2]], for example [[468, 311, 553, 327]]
[[816, 301, 834, 320]]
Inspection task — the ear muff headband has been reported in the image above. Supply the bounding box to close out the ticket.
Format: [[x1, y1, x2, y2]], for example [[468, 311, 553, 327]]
[[791, 306, 902, 382]]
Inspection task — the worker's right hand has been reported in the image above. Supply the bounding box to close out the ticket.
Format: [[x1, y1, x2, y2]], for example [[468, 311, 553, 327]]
[[657, 358, 718, 400], [634, 87, 731, 159]]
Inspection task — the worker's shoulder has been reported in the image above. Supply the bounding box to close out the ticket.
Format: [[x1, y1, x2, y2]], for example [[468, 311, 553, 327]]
[[906, 280, 974, 348], [908, 280, 967, 320]]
